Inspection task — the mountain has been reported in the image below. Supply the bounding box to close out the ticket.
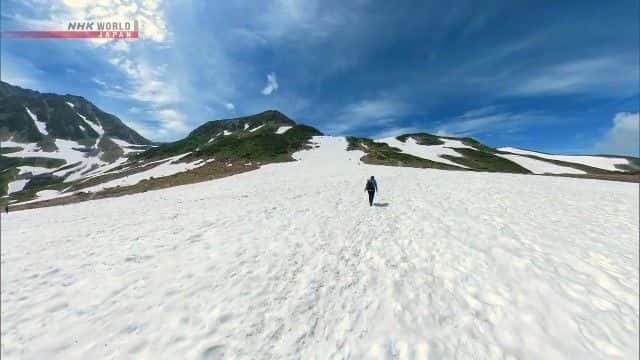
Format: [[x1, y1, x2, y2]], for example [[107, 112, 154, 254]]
[[348, 133, 640, 175], [138, 109, 322, 162], [0, 81, 150, 145], [2, 105, 323, 207], [0, 81, 152, 197], [2, 82, 638, 210]]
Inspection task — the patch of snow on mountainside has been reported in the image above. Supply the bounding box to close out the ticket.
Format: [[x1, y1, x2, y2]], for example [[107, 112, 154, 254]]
[[17, 166, 53, 176], [35, 189, 61, 199], [76, 112, 104, 136], [65, 102, 74, 108], [1, 141, 41, 155], [377, 136, 468, 168], [495, 153, 587, 174], [7, 179, 29, 194], [25, 107, 48, 135], [244, 123, 249, 130], [249, 124, 264, 132], [80, 154, 207, 193], [276, 126, 292, 134], [109, 138, 145, 154], [2, 136, 637, 359], [223, 130, 233, 136], [499, 147, 629, 171], [3, 139, 88, 166]]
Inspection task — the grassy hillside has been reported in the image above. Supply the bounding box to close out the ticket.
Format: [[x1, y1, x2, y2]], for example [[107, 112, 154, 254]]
[[138, 110, 321, 162], [348, 134, 530, 173], [346, 137, 462, 170]]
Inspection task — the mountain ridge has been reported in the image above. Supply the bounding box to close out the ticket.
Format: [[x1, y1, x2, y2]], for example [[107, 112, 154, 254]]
[[2, 81, 638, 210]]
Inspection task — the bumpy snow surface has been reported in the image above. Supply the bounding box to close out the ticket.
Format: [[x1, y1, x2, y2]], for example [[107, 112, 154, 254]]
[[2, 137, 638, 359]]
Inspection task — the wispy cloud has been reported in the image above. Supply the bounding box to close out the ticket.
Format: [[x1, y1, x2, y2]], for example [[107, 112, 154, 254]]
[[261, 72, 279, 95], [154, 109, 189, 133], [327, 98, 409, 134], [593, 112, 639, 156], [436, 106, 548, 137], [508, 57, 639, 97]]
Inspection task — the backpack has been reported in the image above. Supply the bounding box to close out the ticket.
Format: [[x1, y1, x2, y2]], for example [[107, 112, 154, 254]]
[[366, 179, 375, 190]]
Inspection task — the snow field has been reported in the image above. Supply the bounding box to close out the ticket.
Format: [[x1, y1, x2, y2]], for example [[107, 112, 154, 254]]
[[79, 154, 209, 193], [376, 137, 469, 168], [495, 153, 587, 175], [1, 137, 638, 359], [498, 147, 629, 172], [7, 179, 29, 194]]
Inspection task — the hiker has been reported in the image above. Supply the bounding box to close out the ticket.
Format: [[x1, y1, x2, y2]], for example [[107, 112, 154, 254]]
[[364, 176, 378, 206]]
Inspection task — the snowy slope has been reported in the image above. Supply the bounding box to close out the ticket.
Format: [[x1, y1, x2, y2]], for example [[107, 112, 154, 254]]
[[377, 136, 469, 168], [249, 124, 265, 132], [109, 138, 146, 154], [80, 154, 210, 193], [3, 139, 89, 165], [499, 147, 630, 171], [7, 179, 29, 194], [2, 137, 638, 359], [276, 126, 292, 134], [17, 166, 53, 176], [25, 107, 48, 135], [495, 153, 587, 175]]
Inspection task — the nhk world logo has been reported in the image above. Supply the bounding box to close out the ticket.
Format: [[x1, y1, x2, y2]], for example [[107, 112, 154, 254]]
[[1, 20, 139, 39]]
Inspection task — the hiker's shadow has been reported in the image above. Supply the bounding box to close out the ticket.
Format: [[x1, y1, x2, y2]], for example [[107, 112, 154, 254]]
[[373, 202, 389, 207]]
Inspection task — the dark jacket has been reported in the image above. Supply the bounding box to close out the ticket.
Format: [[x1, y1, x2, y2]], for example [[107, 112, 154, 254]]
[[365, 178, 378, 192]]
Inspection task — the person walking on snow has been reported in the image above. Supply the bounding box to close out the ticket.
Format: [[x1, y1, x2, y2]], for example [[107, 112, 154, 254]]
[[365, 176, 378, 206]]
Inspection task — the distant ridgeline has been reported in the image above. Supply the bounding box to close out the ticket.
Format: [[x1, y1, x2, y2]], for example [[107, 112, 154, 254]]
[[1, 80, 638, 210]]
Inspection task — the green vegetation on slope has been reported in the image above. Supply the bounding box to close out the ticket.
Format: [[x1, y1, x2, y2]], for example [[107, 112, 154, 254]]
[[442, 149, 531, 173], [346, 137, 463, 170], [396, 133, 444, 145], [193, 124, 322, 162], [348, 134, 532, 173], [137, 111, 322, 162]]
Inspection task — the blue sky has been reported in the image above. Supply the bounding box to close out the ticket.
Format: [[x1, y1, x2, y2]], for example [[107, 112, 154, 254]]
[[1, 0, 638, 156]]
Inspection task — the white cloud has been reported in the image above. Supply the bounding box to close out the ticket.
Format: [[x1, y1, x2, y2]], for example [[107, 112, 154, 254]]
[[594, 112, 639, 156], [436, 106, 546, 136], [327, 98, 409, 134], [154, 108, 188, 133], [344, 99, 407, 119], [261, 72, 279, 95], [91, 77, 108, 87], [110, 40, 131, 53], [120, 117, 156, 140], [225, 102, 235, 110], [106, 57, 180, 106], [510, 57, 639, 97]]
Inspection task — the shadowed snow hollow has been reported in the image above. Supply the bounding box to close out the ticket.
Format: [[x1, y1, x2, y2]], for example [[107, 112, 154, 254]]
[[2, 136, 638, 359]]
